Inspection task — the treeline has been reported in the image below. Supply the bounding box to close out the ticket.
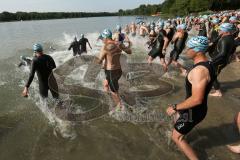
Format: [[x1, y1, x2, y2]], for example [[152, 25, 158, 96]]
[[0, 11, 117, 22], [118, 0, 240, 16]]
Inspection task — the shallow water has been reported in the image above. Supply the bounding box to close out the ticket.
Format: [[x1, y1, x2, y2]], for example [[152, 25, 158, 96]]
[[0, 17, 240, 160]]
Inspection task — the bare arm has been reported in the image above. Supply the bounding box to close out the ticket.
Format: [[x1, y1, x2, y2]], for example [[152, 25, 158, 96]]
[[176, 66, 210, 110], [95, 47, 107, 64]]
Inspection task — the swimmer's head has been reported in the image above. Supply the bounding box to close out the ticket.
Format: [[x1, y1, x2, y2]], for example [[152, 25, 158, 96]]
[[219, 23, 235, 33], [158, 21, 164, 29], [101, 29, 112, 39], [116, 25, 122, 32], [74, 36, 77, 41], [186, 36, 209, 53], [33, 43, 43, 53], [80, 34, 84, 39], [229, 16, 237, 23], [177, 24, 187, 30], [211, 18, 220, 24]]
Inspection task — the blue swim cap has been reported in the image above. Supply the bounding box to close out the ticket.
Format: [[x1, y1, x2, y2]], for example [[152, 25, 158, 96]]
[[177, 24, 187, 30], [187, 36, 209, 52], [33, 43, 43, 52], [101, 29, 112, 39], [202, 15, 208, 20], [219, 23, 235, 32], [211, 18, 219, 24], [158, 21, 164, 28], [229, 16, 237, 22], [116, 25, 122, 32]]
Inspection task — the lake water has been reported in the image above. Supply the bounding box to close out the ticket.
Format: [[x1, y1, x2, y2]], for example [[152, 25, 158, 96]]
[[0, 16, 239, 160]]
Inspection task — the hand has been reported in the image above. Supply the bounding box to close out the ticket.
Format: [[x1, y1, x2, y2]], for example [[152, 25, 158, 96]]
[[22, 87, 29, 97], [166, 105, 176, 116]]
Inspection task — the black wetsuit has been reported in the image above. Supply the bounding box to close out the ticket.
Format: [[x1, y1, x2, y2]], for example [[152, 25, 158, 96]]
[[148, 29, 167, 59], [198, 23, 207, 37], [68, 41, 80, 56], [170, 31, 188, 61], [208, 27, 220, 58], [25, 54, 59, 98], [175, 61, 216, 135], [166, 28, 175, 42], [79, 38, 89, 54], [212, 34, 236, 90]]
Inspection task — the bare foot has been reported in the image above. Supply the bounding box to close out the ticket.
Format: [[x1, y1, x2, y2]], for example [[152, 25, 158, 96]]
[[227, 145, 240, 154], [209, 91, 223, 97]]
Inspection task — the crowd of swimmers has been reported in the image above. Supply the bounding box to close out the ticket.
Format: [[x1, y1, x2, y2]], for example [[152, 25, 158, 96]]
[[19, 10, 240, 159]]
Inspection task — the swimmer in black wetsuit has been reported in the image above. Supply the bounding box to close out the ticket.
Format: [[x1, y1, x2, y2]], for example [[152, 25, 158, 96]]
[[165, 21, 175, 44], [147, 21, 168, 72], [22, 44, 59, 99], [166, 36, 216, 160], [208, 18, 220, 58], [68, 37, 80, 56], [209, 23, 236, 97], [198, 18, 208, 37], [167, 24, 188, 76], [79, 34, 92, 54]]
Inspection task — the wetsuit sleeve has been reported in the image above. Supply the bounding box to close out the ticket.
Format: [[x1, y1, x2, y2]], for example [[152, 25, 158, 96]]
[[68, 43, 73, 50], [50, 56, 56, 69], [25, 59, 37, 88]]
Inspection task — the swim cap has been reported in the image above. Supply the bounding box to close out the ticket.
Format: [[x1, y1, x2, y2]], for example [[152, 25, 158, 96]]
[[165, 22, 171, 28], [116, 25, 122, 32], [211, 18, 219, 24], [33, 43, 43, 52], [150, 23, 155, 30], [101, 29, 112, 39], [158, 21, 164, 29], [80, 34, 84, 39], [229, 16, 237, 22], [202, 15, 208, 20], [74, 36, 77, 41], [219, 23, 235, 32], [177, 24, 187, 30], [186, 36, 209, 52]]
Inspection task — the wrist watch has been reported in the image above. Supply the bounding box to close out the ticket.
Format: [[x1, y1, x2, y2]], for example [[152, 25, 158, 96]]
[[172, 104, 178, 111]]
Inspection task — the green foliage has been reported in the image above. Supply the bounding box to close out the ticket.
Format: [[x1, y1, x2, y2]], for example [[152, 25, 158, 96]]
[[0, 11, 117, 22], [118, 0, 240, 16]]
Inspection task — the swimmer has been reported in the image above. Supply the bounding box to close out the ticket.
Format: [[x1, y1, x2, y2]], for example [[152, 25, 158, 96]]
[[130, 22, 137, 37], [79, 34, 92, 54], [96, 29, 132, 111], [22, 43, 59, 99], [166, 36, 216, 160], [167, 24, 188, 76], [68, 37, 80, 56], [210, 23, 236, 97], [147, 21, 168, 72], [112, 25, 131, 45], [139, 22, 149, 37]]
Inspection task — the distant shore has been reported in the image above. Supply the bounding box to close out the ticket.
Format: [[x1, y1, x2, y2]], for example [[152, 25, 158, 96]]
[[0, 11, 118, 22]]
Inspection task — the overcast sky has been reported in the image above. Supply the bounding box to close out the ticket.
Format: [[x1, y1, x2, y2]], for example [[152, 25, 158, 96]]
[[0, 0, 164, 13]]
